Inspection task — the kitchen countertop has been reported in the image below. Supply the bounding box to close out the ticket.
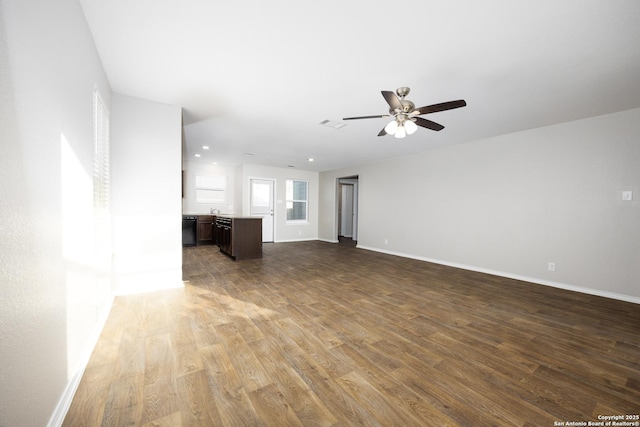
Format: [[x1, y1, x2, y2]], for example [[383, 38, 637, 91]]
[[216, 214, 262, 220], [182, 213, 261, 220]]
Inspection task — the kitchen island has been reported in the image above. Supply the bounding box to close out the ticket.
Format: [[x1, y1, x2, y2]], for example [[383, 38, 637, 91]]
[[216, 215, 262, 260]]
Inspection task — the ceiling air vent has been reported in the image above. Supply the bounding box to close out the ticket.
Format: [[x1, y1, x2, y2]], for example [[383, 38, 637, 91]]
[[319, 119, 346, 129]]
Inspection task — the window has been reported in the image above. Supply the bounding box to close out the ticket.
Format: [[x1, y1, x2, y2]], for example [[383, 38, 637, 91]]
[[286, 180, 308, 222], [195, 175, 227, 203], [93, 86, 110, 252]]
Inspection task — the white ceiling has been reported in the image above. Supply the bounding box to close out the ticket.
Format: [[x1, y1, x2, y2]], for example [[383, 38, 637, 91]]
[[80, 0, 640, 172]]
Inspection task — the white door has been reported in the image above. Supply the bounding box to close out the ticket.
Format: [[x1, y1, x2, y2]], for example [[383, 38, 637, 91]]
[[250, 178, 274, 242]]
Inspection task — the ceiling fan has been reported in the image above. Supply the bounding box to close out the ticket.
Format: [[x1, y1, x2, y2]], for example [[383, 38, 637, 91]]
[[343, 87, 466, 138]]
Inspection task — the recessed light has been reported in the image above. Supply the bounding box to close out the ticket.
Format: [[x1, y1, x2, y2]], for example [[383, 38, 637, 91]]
[[288, 165, 295, 168], [308, 158, 314, 162], [202, 145, 210, 150], [194, 153, 201, 158], [212, 162, 217, 165]]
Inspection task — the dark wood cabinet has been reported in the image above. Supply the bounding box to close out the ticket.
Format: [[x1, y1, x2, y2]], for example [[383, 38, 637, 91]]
[[197, 215, 216, 245], [216, 216, 231, 254], [216, 216, 262, 260]]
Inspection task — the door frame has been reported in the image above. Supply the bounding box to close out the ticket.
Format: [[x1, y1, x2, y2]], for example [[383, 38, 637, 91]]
[[339, 183, 354, 237], [336, 176, 359, 242]]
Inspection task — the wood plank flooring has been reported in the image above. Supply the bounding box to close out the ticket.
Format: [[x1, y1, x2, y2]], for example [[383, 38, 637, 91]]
[[63, 241, 640, 426]]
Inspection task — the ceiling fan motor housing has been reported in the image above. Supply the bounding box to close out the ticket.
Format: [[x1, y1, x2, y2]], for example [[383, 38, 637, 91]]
[[401, 100, 415, 113], [396, 87, 415, 113], [390, 100, 415, 115]]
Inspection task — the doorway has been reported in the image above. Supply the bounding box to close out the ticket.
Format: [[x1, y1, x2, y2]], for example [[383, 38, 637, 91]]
[[337, 176, 358, 244], [250, 178, 275, 242]]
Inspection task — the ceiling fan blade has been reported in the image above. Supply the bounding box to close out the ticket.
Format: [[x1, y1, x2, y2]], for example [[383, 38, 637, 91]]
[[381, 91, 402, 111], [414, 117, 444, 131], [416, 100, 466, 115], [377, 127, 387, 136], [343, 115, 386, 120]]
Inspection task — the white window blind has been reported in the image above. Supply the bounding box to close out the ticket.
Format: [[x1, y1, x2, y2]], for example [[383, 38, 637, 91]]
[[93, 86, 110, 252], [195, 175, 227, 203]]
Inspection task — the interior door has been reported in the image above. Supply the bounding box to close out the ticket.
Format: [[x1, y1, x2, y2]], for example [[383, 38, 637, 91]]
[[250, 178, 274, 242]]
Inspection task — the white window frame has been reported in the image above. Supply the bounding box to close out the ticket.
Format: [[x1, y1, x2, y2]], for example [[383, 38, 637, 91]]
[[286, 179, 308, 223]]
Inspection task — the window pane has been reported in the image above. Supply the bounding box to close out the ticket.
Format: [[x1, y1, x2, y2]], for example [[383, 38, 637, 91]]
[[252, 182, 270, 207], [292, 181, 307, 200], [286, 179, 308, 222], [287, 201, 307, 221]]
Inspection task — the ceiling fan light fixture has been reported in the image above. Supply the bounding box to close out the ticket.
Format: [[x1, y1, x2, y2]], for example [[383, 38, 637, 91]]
[[394, 125, 406, 139], [384, 120, 398, 135], [405, 119, 417, 135]]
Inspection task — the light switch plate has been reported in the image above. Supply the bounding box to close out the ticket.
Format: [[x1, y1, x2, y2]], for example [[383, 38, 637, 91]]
[[622, 190, 633, 201]]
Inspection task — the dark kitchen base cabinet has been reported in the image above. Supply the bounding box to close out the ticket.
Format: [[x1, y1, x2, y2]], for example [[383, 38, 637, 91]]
[[216, 216, 262, 260], [197, 215, 216, 246]]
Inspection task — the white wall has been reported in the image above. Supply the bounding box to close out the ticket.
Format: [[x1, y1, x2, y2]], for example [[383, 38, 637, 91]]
[[182, 161, 240, 214], [0, 0, 113, 426], [320, 108, 640, 302], [111, 94, 182, 295], [241, 165, 319, 242]]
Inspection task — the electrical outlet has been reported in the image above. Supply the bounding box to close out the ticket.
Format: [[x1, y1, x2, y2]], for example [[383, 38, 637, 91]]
[[622, 190, 633, 201], [548, 262, 556, 272]]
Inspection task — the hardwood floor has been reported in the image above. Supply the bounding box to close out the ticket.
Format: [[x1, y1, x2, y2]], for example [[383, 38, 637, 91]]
[[63, 241, 640, 426]]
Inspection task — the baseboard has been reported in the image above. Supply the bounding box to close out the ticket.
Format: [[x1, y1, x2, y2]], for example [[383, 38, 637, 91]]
[[47, 296, 114, 427], [318, 238, 339, 243], [274, 237, 321, 243], [272, 238, 340, 244], [356, 245, 640, 305]]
